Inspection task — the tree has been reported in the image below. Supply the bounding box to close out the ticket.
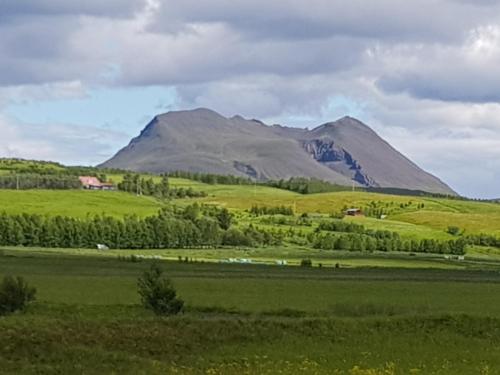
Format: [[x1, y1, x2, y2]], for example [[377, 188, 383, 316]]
[[222, 228, 253, 247], [216, 208, 232, 230], [300, 259, 312, 267], [137, 263, 184, 315], [0, 276, 37, 316]]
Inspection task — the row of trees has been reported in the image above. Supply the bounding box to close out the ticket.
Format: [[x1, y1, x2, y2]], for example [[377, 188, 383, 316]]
[[0, 174, 82, 190], [317, 220, 366, 234], [465, 233, 500, 249], [266, 177, 349, 194], [0, 205, 281, 249], [249, 205, 294, 216], [314, 219, 467, 254], [312, 232, 467, 254], [318, 220, 401, 241], [166, 171, 253, 185], [0, 158, 129, 177], [118, 174, 207, 198]]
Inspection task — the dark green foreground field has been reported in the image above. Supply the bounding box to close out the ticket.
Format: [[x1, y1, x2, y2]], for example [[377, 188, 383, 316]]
[[2, 250, 500, 374]]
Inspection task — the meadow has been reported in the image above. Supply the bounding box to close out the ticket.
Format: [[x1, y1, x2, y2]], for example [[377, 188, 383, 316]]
[[169, 177, 500, 236], [2, 251, 500, 373], [2, 171, 500, 373], [1, 176, 500, 236], [0, 189, 163, 218]]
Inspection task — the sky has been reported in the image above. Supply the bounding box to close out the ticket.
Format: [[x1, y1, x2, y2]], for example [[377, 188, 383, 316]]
[[1, 1, 500, 198]]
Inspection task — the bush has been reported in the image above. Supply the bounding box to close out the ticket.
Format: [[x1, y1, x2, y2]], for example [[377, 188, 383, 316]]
[[0, 276, 36, 316], [222, 228, 253, 247], [447, 226, 461, 236], [300, 259, 312, 267], [137, 263, 184, 315]]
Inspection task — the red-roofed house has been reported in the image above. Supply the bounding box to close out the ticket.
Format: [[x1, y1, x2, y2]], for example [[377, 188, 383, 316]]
[[79, 176, 115, 190]]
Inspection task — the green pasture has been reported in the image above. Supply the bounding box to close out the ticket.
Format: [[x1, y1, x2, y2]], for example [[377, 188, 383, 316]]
[[2, 177, 500, 240], [168, 178, 500, 235], [1, 252, 500, 315], [392, 210, 500, 235], [1, 246, 475, 269], [0, 189, 162, 218], [2, 252, 500, 373]]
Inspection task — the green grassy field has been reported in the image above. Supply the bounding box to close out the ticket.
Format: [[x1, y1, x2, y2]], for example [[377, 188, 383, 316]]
[[3, 174, 500, 373], [169, 178, 500, 235], [1, 178, 500, 236], [0, 189, 163, 218], [2, 251, 500, 374], [2, 245, 490, 270]]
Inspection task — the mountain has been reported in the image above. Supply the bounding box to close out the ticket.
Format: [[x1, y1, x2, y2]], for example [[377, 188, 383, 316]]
[[101, 108, 455, 195]]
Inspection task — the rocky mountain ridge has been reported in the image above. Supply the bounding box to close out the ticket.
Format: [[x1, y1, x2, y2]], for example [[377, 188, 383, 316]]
[[101, 108, 455, 195]]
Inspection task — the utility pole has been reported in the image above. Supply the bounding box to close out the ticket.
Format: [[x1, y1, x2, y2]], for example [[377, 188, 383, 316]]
[[16, 175, 20, 190]]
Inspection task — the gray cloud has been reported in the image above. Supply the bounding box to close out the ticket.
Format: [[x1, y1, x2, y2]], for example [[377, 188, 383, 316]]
[[1, 0, 144, 19], [149, 0, 499, 43], [374, 25, 500, 103]]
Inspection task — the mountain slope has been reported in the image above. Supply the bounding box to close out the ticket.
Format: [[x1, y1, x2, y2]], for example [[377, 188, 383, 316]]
[[101, 108, 455, 195]]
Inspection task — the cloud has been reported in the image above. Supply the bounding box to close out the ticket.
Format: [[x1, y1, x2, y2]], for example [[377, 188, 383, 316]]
[[149, 0, 499, 43], [378, 126, 500, 199], [375, 25, 500, 103], [0, 0, 145, 19], [0, 114, 129, 165]]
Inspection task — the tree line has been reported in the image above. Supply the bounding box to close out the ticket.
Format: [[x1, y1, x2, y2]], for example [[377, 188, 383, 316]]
[[0, 174, 82, 190], [166, 171, 253, 185], [249, 205, 294, 216], [314, 219, 467, 254], [0, 205, 282, 249], [266, 177, 349, 194], [311, 232, 467, 254], [464, 233, 500, 249], [117, 174, 207, 198]]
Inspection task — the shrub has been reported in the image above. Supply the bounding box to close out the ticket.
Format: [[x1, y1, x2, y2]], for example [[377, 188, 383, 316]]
[[447, 226, 461, 236], [0, 276, 36, 316], [137, 263, 184, 315], [300, 259, 312, 267], [222, 228, 253, 247]]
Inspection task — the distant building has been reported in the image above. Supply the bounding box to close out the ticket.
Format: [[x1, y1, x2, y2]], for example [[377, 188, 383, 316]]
[[79, 176, 115, 190], [345, 208, 363, 216]]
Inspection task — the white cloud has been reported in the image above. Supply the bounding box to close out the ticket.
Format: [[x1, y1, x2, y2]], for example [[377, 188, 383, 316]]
[[0, 115, 129, 165], [376, 25, 500, 102]]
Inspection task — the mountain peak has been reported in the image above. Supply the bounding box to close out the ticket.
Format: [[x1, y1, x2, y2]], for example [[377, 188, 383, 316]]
[[158, 107, 224, 119], [101, 108, 456, 195]]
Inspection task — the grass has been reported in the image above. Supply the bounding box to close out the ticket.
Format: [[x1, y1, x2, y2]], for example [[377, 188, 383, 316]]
[[2, 178, 500, 236], [2, 245, 477, 269], [392, 210, 500, 235], [1, 252, 500, 314], [168, 178, 500, 235], [2, 253, 500, 373], [2, 174, 500, 372], [5, 162, 500, 371], [0, 189, 163, 218], [2, 313, 500, 374]]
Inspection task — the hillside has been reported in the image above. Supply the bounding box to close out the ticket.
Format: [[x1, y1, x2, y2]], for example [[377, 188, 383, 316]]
[[0, 190, 162, 218], [1, 178, 499, 237], [101, 108, 455, 195]]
